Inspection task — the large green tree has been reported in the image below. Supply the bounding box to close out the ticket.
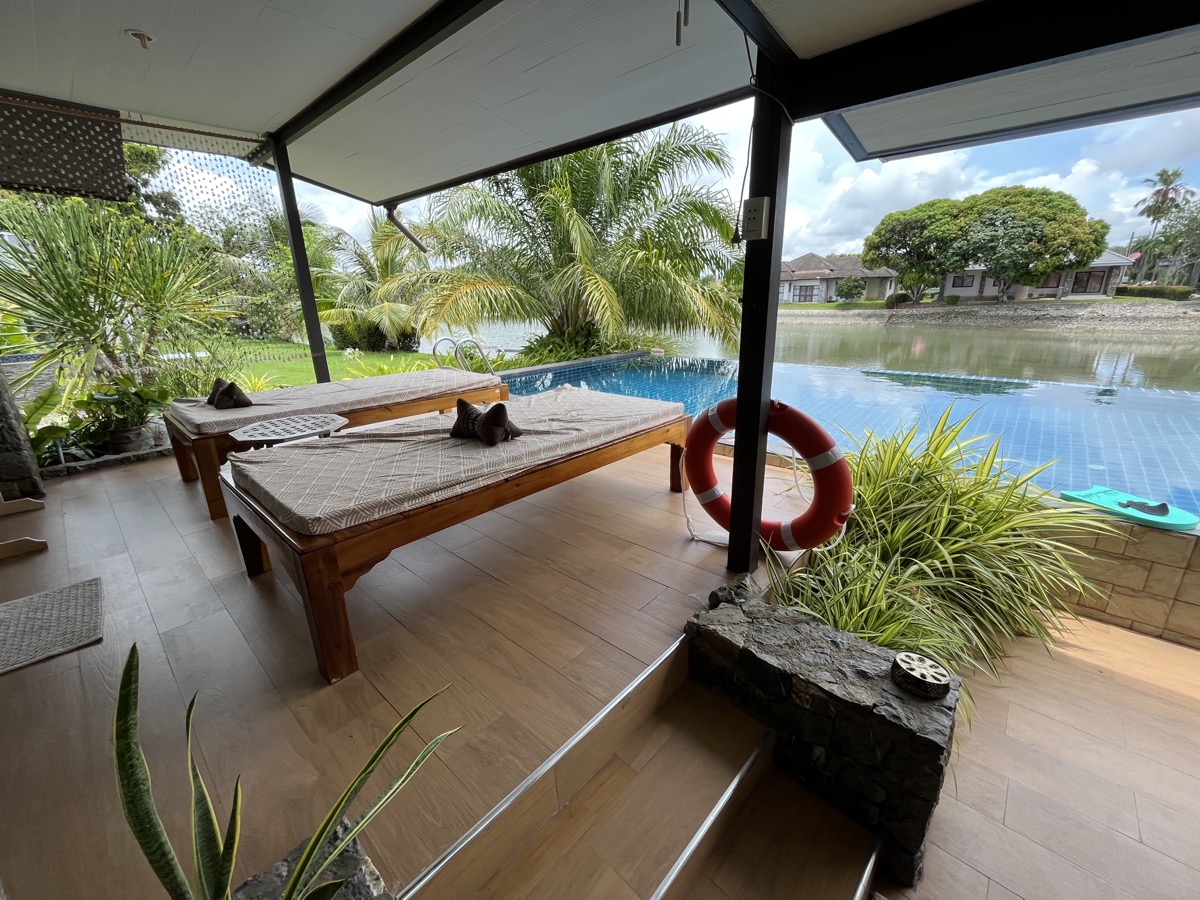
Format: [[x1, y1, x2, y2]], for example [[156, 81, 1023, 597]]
[[862, 198, 963, 302], [409, 123, 742, 351], [951, 187, 1108, 301]]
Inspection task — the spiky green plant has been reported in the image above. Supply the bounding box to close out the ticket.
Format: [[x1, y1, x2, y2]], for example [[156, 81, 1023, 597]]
[[114, 645, 456, 899], [767, 406, 1115, 676], [0, 200, 227, 399]]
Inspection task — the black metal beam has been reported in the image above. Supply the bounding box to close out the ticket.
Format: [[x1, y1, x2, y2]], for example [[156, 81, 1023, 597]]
[[270, 0, 504, 147], [378, 86, 754, 206], [727, 51, 790, 574], [709, 0, 804, 81], [271, 135, 331, 384], [787, 4, 1200, 121]]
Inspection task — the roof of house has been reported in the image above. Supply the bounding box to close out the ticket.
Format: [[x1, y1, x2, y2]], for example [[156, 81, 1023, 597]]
[[781, 253, 896, 279], [1091, 249, 1135, 267], [958, 249, 1136, 274]]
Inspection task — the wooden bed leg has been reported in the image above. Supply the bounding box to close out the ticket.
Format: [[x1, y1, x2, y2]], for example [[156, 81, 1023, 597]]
[[296, 548, 359, 684], [168, 432, 199, 482], [670, 443, 686, 493], [193, 440, 229, 519], [231, 515, 271, 577]]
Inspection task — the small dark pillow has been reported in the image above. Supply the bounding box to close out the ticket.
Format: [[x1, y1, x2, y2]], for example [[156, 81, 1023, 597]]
[[214, 380, 253, 410], [450, 398, 522, 447], [207, 377, 229, 405]]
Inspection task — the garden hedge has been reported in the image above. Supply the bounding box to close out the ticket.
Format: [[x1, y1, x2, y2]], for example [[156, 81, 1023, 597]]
[[1114, 284, 1194, 300]]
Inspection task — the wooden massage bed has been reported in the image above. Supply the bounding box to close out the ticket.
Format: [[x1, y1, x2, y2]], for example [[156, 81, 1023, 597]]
[[166, 368, 508, 519], [219, 387, 690, 683]]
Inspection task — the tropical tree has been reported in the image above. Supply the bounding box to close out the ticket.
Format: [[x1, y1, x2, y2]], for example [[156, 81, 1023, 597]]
[[951, 187, 1108, 301], [207, 198, 339, 340], [1136, 167, 1194, 239], [320, 211, 425, 350], [862, 198, 964, 302], [409, 123, 742, 354], [0, 199, 226, 398]]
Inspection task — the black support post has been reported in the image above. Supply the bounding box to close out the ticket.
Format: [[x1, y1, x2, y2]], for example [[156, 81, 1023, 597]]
[[270, 135, 331, 384], [727, 53, 791, 573]]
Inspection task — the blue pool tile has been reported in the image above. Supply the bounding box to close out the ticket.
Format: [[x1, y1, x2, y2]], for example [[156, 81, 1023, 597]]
[[503, 358, 1200, 513]]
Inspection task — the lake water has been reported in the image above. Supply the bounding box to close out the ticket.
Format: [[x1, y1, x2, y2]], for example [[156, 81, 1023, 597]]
[[427, 320, 1200, 391]]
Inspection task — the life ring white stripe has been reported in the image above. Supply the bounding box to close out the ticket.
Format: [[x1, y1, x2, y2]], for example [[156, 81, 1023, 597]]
[[694, 484, 724, 505], [707, 405, 730, 434], [779, 520, 801, 552], [805, 446, 843, 471]]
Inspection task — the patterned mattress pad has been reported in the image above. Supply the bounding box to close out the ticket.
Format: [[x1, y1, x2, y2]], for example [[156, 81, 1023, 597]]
[[168, 368, 501, 435], [228, 387, 685, 535]]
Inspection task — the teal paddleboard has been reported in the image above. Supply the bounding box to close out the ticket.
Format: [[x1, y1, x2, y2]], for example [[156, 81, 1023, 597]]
[[1059, 486, 1199, 531]]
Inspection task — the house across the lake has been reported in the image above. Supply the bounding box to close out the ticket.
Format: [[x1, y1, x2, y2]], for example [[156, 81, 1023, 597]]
[[779, 253, 897, 302], [941, 249, 1135, 300]]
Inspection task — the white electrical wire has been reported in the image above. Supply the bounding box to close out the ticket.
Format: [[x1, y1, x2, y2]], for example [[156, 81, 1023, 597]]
[[680, 447, 855, 552]]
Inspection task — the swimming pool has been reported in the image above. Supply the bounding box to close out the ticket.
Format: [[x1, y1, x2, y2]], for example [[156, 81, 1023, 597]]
[[503, 356, 1200, 513]]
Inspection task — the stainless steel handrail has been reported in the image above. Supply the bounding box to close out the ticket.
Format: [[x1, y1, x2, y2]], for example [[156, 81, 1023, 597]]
[[453, 338, 497, 375]]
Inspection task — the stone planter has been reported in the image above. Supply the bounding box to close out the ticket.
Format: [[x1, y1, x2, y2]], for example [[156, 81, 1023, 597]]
[[687, 601, 960, 887], [232, 819, 389, 900]]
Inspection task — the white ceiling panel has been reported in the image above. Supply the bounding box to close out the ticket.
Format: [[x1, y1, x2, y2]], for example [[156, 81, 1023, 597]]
[[837, 29, 1200, 159], [0, 0, 440, 136], [754, 0, 978, 58], [287, 0, 749, 202]]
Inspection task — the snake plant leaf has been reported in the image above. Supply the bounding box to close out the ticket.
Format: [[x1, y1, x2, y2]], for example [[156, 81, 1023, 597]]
[[307, 727, 459, 886], [212, 777, 242, 900], [113, 645, 194, 900], [186, 696, 224, 900], [281, 688, 450, 900]]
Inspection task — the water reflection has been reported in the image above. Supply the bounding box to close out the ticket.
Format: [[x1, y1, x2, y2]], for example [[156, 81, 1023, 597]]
[[769, 324, 1200, 391], [862, 370, 1032, 397]]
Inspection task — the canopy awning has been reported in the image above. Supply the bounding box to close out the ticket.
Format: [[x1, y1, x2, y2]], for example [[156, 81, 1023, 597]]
[[3, 1, 1199, 200]]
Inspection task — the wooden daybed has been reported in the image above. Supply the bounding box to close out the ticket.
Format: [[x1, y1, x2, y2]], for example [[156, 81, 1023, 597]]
[[166, 368, 508, 519], [219, 388, 689, 683]]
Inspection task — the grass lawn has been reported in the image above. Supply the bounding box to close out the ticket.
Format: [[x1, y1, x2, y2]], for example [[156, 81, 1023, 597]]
[[232, 340, 437, 387]]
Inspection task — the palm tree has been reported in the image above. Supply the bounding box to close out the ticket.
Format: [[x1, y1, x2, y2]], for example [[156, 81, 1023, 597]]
[[408, 123, 742, 352], [0, 199, 225, 397], [1136, 168, 1195, 238], [319, 211, 425, 349], [208, 198, 340, 340]]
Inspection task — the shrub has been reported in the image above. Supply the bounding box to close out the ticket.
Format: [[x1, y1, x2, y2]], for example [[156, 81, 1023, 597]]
[[835, 276, 866, 301], [944, 294, 960, 306], [766, 406, 1113, 676], [331, 321, 419, 352], [1114, 284, 1193, 300], [885, 291, 911, 309], [330, 321, 387, 352]]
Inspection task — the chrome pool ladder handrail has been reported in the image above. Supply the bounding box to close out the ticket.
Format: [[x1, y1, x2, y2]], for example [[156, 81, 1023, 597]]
[[431, 336, 498, 376]]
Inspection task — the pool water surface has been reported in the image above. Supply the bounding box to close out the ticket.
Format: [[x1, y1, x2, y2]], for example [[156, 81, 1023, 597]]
[[502, 356, 1200, 514]]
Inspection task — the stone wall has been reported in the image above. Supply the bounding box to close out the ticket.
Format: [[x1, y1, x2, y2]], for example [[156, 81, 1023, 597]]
[[687, 601, 960, 887], [1065, 523, 1200, 649]]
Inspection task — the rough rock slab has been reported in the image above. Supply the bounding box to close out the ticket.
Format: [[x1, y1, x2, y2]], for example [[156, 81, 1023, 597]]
[[233, 819, 390, 900], [687, 600, 961, 887]]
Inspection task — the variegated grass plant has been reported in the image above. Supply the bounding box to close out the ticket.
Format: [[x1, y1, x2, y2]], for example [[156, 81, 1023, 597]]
[[114, 645, 456, 899], [766, 406, 1115, 677]]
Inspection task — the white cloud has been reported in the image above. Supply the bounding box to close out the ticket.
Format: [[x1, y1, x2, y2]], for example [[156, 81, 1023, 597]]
[[246, 100, 1200, 259]]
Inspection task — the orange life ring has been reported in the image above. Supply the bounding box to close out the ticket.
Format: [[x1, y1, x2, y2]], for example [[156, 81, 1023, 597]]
[[684, 398, 853, 551]]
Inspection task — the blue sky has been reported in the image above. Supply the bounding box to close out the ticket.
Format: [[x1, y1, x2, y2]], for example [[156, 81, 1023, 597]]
[[163, 101, 1200, 261]]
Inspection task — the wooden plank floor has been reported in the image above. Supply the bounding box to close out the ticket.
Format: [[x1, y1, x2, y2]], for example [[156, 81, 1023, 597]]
[[4, 452, 1199, 899], [881, 619, 1200, 900], [0, 450, 739, 897]]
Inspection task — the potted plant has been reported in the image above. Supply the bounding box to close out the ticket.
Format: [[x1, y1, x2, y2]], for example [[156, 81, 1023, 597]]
[[74, 376, 171, 455]]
